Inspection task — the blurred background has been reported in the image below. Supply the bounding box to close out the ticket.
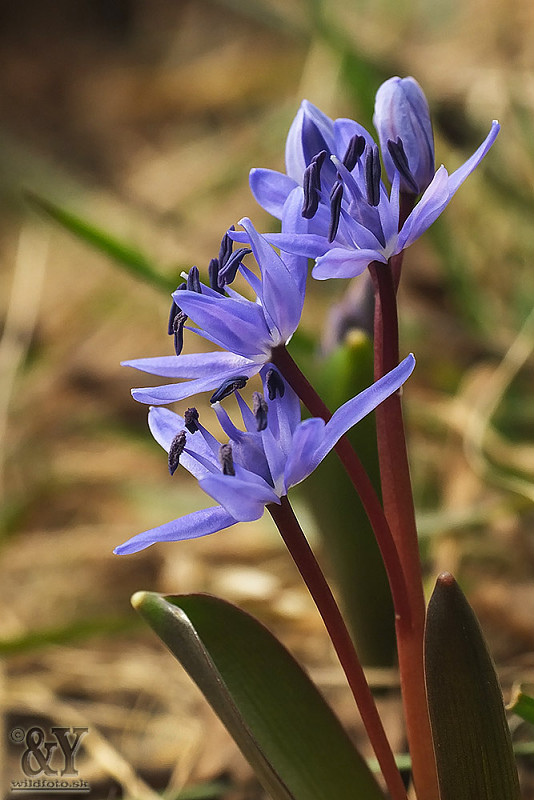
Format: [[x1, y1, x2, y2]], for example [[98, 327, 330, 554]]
[[1, 0, 534, 797]]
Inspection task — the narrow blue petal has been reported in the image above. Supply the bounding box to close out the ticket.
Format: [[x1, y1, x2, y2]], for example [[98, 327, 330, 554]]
[[263, 232, 331, 258], [235, 217, 303, 340], [312, 247, 384, 280], [132, 364, 260, 405], [114, 506, 237, 554], [280, 187, 310, 297], [249, 168, 297, 218], [285, 105, 307, 182], [397, 166, 450, 251], [122, 351, 257, 378], [313, 355, 416, 465], [447, 120, 500, 197], [333, 118, 376, 161], [199, 473, 279, 521], [172, 290, 272, 357], [284, 417, 326, 488], [148, 407, 218, 478]]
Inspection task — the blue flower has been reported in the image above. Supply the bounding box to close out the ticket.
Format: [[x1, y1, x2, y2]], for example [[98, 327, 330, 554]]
[[122, 218, 307, 405], [241, 87, 499, 281], [114, 355, 415, 554], [373, 76, 435, 195]]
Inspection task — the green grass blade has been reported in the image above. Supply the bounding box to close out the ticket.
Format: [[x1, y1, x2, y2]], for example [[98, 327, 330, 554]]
[[27, 192, 177, 292]]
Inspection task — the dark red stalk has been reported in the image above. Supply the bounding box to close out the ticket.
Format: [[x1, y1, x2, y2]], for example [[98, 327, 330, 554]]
[[368, 258, 440, 800], [268, 497, 408, 800], [270, 344, 411, 629]]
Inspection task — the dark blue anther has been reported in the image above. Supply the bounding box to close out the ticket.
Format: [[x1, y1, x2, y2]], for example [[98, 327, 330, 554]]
[[184, 407, 199, 434], [265, 368, 285, 400], [208, 258, 225, 295], [386, 137, 420, 195], [210, 375, 249, 404], [187, 266, 202, 294], [365, 145, 382, 207], [218, 443, 235, 476], [172, 311, 188, 356], [218, 225, 235, 268], [217, 248, 252, 288], [342, 134, 366, 172], [168, 283, 186, 335], [328, 179, 344, 242], [302, 151, 326, 219], [252, 392, 268, 431], [168, 430, 187, 475]]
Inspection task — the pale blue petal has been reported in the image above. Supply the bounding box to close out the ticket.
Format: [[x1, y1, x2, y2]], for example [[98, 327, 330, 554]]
[[312, 247, 384, 280], [313, 354, 416, 465], [235, 217, 303, 340], [397, 166, 450, 251], [263, 232, 331, 258], [447, 120, 500, 197], [285, 106, 307, 181], [280, 187, 311, 297], [132, 364, 260, 405], [284, 417, 326, 488], [333, 118, 376, 160], [249, 168, 297, 218], [148, 407, 218, 478], [172, 290, 271, 357], [199, 473, 279, 521], [114, 506, 237, 554], [122, 351, 256, 378]]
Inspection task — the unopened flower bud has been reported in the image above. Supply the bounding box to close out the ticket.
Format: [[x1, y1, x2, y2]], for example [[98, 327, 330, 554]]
[[373, 76, 434, 195]]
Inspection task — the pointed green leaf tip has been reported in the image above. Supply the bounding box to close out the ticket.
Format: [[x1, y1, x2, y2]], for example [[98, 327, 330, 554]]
[[133, 591, 386, 800], [424, 572, 521, 800]]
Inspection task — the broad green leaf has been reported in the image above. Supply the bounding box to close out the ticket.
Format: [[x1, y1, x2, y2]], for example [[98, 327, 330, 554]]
[[508, 689, 534, 726], [133, 591, 385, 800], [295, 331, 395, 667], [424, 573, 520, 800], [27, 192, 177, 292]]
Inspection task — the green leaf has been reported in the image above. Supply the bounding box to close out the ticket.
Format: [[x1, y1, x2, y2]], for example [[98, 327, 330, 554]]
[[508, 689, 534, 726], [26, 192, 178, 292], [133, 591, 385, 800], [424, 573, 521, 800]]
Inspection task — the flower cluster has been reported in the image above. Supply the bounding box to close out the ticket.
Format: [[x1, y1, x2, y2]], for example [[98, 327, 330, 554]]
[[116, 357, 414, 554], [118, 76, 498, 555], [235, 76, 499, 280]]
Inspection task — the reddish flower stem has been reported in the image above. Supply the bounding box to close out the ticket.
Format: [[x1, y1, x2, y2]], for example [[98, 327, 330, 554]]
[[268, 496, 408, 800], [271, 344, 411, 629], [368, 259, 440, 800]]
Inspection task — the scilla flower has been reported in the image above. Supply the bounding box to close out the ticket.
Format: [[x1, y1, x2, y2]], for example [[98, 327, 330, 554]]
[[114, 355, 415, 554], [373, 76, 435, 196], [240, 82, 499, 281], [122, 218, 307, 405]]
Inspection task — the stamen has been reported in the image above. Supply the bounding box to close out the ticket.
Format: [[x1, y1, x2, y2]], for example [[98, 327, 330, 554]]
[[187, 266, 201, 294], [266, 368, 285, 400], [328, 179, 344, 242], [218, 225, 235, 267], [210, 375, 249, 404], [168, 430, 187, 475], [217, 248, 251, 288], [208, 258, 225, 294], [342, 134, 366, 171], [184, 407, 199, 433], [172, 311, 188, 356], [301, 150, 327, 219], [365, 144, 381, 207], [252, 392, 268, 431], [218, 443, 235, 476], [167, 300, 180, 335], [387, 137, 420, 194]]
